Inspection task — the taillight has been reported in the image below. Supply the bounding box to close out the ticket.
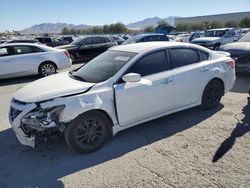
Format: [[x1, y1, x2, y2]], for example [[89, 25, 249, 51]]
[[64, 50, 70, 59], [225, 59, 235, 69]]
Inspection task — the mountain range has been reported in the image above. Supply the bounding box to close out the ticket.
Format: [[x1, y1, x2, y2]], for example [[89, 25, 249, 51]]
[[19, 16, 176, 34]]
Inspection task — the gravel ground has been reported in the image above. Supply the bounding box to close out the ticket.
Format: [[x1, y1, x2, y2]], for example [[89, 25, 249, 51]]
[[0, 66, 249, 188]]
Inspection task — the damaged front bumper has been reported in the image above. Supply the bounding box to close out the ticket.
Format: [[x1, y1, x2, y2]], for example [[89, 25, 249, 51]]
[[9, 99, 65, 148], [9, 100, 37, 147]]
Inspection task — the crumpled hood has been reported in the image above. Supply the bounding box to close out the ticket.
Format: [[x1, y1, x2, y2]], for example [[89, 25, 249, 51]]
[[56, 44, 77, 50], [219, 42, 250, 57], [14, 72, 95, 103], [192, 37, 221, 43]]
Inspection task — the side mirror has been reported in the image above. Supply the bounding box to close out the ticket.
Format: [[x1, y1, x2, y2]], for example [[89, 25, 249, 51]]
[[122, 73, 141, 83]]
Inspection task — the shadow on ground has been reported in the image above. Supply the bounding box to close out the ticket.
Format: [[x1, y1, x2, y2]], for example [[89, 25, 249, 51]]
[[0, 75, 40, 87], [0, 105, 223, 188], [230, 73, 250, 93], [213, 102, 250, 162]]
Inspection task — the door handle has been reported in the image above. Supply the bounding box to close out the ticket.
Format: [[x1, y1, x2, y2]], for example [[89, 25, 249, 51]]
[[161, 78, 173, 84], [200, 67, 209, 72]]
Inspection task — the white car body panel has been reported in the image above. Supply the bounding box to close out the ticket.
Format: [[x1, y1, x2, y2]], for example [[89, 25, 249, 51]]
[[0, 43, 72, 79], [9, 42, 236, 148]]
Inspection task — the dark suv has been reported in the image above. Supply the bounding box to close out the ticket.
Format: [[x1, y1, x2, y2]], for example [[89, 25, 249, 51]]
[[56, 36, 117, 62], [35, 37, 69, 47], [122, 33, 169, 45]]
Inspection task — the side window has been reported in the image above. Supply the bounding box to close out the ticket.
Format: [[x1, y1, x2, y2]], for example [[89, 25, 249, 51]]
[[171, 48, 200, 68], [0, 47, 11, 57], [36, 38, 43, 43], [199, 50, 209, 61], [32, 47, 44, 53], [14, 46, 35, 55], [44, 38, 52, 43], [126, 50, 168, 77], [83, 37, 93, 45], [104, 37, 111, 43], [93, 37, 105, 44], [159, 35, 169, 41]]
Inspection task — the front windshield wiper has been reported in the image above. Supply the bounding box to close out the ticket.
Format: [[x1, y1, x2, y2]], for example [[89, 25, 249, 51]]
[[68, 71, 86, 82]]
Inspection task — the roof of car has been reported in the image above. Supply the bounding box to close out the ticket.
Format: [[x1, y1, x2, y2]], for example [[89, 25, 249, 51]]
[[207, 28, 234, 31], [110, 41, 208, 53], [0, 43, 41, 47]]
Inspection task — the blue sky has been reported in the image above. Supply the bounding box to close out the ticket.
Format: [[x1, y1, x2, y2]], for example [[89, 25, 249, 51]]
[[0, 0, 249, 31]]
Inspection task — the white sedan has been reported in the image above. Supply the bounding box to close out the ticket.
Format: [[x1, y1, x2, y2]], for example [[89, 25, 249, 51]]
[[9, 42, 235, 153], [0, 43, 72, 79]]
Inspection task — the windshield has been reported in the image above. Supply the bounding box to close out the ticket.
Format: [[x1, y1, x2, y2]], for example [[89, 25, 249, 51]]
[[238, 32, 250, 42], [71, 38, 83, 45], [203, 30, 227, 37], [122, 36, 141, 45], [71, 50, 137, 83]]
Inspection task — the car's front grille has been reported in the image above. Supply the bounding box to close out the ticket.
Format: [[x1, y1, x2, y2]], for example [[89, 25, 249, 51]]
[[10, 107, 22, 121]]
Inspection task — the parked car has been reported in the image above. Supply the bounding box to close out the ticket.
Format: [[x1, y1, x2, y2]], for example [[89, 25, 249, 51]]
[[168, 35, 182, 42], [9, 42, 235, 153], [4, 39, 41, 44], [60, 36, 74, 44], [35, 37, 69, 47], [112, 36, 125, 45], [219, 31, 250, 73], [56, 36, 117, 62], [189, 31, 203, 42], [0, 43, 71, 79], [192, 28, 240, 50], [177, 33, 191, 42], [122, 33, 169, 45], [0, 40, 7, 44]]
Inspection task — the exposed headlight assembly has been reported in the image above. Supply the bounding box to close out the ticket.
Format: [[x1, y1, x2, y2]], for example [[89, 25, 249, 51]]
[[21, 105, 65, 131]]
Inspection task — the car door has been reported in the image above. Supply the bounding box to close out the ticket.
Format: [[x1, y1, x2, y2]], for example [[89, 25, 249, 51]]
[[0, 46, 15, 78], [114, 49, 174, 126], [10, 45, 40, 76], [78, 37, 94, 61], [222, 30, 236, 44], [170, 48, 211, 108]]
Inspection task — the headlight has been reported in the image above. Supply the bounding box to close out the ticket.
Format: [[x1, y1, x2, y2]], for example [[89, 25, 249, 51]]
[[21, 105, 65, 130]]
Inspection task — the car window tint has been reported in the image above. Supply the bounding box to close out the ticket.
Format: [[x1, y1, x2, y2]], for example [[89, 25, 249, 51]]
[[0, 47, 11, 57], [104, 37, 111, 43], [93, 37, 105, 44], [83, 37, 93, 45], [199, 50, 209, 61], [127, 50, 167, 77], [171, 48, 200, 68], [36, 38, 43, 43], [44, 38, 52, 43], [14, 46, 35, 55]]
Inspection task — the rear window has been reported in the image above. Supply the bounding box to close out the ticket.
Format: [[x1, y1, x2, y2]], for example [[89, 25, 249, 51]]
[[171, 48, 200, 68]]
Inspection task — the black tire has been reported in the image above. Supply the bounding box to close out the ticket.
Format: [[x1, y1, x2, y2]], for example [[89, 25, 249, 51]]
[[38, 62, 57, 77], [201, 79, 224, 109], [213, 43, 221, 50], [64, 111, 111, 153]]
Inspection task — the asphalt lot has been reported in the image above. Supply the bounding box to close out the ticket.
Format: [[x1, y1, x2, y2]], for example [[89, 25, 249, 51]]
[[0, 65, 250, 188]]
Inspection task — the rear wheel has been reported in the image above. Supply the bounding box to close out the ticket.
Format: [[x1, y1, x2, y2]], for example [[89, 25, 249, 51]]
[[201, 79, 224, 109], [39, 62, 57, 77], [64, 111, 111, 153]]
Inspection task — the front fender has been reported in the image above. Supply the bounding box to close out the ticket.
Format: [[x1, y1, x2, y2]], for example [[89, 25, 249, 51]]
[[59, 91, 118, 126]]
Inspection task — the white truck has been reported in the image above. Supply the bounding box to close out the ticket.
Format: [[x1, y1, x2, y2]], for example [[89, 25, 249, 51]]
[[192, 28, 241, 50]]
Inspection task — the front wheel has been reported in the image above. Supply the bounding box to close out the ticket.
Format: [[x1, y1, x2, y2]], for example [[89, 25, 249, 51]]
[[201, 79, 224, 109], [64, 111, 111, 153]]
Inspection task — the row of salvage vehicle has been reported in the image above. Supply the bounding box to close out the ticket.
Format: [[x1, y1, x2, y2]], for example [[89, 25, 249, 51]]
[[1, 28, 250, 80]]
